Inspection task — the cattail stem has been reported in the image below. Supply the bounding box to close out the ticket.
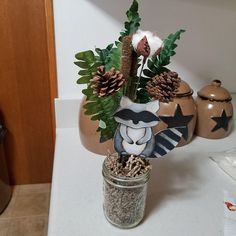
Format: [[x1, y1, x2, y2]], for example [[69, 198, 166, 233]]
[[121, 36, 133, 81], [120, 35, 139, 101]]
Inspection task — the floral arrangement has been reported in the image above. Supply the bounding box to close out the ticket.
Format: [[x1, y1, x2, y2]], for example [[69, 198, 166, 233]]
[[75, 0, 186, 228], [75, 0, 185, 151]]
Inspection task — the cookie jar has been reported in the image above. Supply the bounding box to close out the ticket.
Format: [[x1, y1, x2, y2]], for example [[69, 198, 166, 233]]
[[154, 80, 197, 147], [195, 80, 233, 139]]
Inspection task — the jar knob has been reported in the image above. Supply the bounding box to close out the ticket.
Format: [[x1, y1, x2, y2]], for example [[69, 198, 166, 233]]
[[211, 79, 221, 87]]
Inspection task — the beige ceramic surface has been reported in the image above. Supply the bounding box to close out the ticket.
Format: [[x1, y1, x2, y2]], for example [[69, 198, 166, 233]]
[[154, 80, 197, 147], [195, 80, 233, 139], [176, 80, 192, 96], [79, 97, 114, 155], [197, 80, 232, 101], [195, 99, 233, 138]]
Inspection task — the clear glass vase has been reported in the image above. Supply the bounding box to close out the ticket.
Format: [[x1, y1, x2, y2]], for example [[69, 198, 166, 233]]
[[102, 158, 151, 228]]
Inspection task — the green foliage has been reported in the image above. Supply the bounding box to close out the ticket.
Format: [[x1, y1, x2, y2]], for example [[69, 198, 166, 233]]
[[143, 29, 185, 80], [138, 29, 185, 102], [119, 0, 141, 42], [105, 43, 122, 70], [136, 89, 151, 103], [105, 0, 141, 71], [95, 44, 113, 65], [159, 29, 185, 66], [75, 48, 122, 142], [75, 50, 102, 86], [83, 93, 122, 142], [74, 1, 185, 143]]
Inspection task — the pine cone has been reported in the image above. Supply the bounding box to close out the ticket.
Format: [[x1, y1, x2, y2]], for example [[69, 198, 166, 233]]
[[146, 71, 181, 102], [90, 66, 125, 97]]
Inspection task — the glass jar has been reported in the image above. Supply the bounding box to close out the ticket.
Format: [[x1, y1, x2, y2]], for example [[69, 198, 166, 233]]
[[102, 158, 151, 229]]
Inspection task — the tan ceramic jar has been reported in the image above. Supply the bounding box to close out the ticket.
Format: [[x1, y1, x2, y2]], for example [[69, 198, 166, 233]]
[[79, 97, 114, 155], [154, 80, 197, 147], [195, 80, 233, 139]]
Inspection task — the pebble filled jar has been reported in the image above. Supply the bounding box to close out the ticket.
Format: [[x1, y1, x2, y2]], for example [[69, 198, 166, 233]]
[[102, 157, 150, 228]]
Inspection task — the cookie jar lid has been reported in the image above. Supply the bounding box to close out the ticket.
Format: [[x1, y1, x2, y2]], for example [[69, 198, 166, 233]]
[[175, 80, 193, 97], [197, 80, 231, 101]]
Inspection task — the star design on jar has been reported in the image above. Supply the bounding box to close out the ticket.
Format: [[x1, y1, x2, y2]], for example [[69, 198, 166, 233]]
[[159, 104, 193, 141], [211, 109, 232, 132]]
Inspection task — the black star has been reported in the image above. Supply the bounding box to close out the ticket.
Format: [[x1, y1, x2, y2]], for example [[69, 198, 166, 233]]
[[159, 104, 193, 141], [211, 110, 232, 132]]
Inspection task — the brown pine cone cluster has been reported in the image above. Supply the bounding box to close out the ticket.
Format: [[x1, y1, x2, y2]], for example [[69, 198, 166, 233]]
[[146, 71, 181, 102], [90, 66, 125, 97]]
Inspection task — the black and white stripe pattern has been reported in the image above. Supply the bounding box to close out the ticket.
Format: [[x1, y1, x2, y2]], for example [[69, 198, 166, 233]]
[[152, 127, 184, 158]]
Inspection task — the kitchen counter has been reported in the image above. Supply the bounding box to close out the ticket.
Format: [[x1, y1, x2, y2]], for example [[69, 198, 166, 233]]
[[48, 95, 236, 236]]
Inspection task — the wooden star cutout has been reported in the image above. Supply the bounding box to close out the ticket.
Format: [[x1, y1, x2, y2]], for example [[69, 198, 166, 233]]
[[211, 110, 232, 132], [159, 104, 193, 141]]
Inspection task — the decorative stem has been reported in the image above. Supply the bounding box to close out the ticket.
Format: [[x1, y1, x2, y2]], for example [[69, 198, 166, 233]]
[[120, 36, 139, 101]]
